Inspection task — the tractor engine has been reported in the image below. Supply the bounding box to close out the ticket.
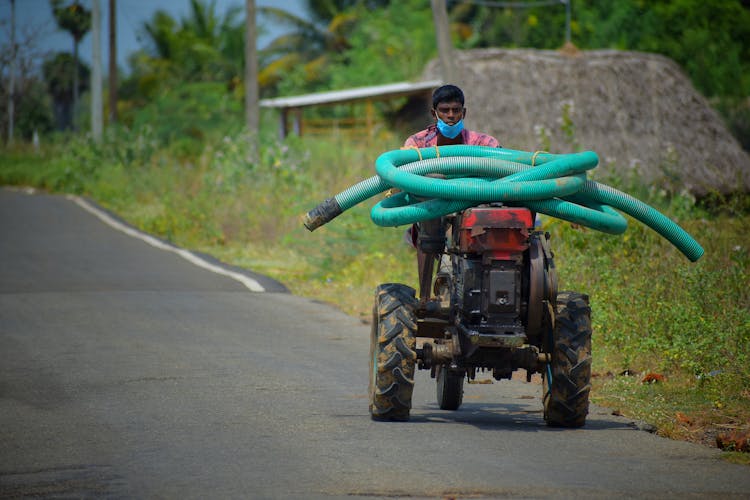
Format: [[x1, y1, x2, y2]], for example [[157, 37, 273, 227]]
[[449, 206, 557, 356]]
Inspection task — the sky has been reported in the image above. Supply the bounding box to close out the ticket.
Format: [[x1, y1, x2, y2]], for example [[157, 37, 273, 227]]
[[0, 0, 308, 74]]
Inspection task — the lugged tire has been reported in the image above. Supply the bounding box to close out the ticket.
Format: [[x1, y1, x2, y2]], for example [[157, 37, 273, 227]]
[[543, 291, 592, 428], [436, 365, 464, 411], [369, 283, 418, 421]]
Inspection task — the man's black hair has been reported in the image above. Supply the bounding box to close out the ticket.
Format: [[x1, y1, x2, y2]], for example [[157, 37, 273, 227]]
[[432, 84, 464, 109]]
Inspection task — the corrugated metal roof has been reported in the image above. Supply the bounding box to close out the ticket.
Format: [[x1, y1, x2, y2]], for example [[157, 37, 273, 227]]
[[259, 79, 443, 109]]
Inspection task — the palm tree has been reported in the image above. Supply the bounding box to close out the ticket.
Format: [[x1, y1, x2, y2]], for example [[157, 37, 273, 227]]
[[42, 51, 89, 130], [141, 10, 178, 61], [50, 0, 91, 125], [257, 1, 391, 92], [140, 0, 245, 82]]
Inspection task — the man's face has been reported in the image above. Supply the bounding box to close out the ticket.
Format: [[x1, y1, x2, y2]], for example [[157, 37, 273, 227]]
[[432, 100, 466, 125]]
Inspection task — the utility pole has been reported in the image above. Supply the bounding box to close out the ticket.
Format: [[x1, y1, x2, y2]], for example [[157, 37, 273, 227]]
[[8, 0, 15, 145], [108, 0, 117, 123], [91, 0, 102, 140], [245, 0, 259, 142], [430, 0, 456, 84]]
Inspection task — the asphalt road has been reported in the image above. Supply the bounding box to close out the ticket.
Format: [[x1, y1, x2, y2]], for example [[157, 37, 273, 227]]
[[1, 187, 749, 499]]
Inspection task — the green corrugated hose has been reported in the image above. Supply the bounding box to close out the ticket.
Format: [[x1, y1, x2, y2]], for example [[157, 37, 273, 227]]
[[303, 145, 703, 262]]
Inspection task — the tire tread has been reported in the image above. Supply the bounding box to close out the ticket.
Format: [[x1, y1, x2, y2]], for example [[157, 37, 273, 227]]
[[370, 284, 418, 422], [544, 290, 592, 428]]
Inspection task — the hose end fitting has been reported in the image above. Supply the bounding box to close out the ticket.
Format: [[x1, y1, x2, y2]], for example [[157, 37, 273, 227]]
[[303, 197, 343, 231]]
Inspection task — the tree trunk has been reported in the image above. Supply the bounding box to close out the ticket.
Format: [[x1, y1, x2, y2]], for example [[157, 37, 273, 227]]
[[245, 0, 259, 151], [73, 38, 79, 131], [108, 0, 117, 124]]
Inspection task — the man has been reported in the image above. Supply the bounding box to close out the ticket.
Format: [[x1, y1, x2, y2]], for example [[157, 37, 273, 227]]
[[403, 85, 500, 299], [404, 84, 499, 148]]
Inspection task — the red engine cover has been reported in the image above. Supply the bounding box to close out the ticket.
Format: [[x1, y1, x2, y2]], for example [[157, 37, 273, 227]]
[[457, 207, 533, 258]]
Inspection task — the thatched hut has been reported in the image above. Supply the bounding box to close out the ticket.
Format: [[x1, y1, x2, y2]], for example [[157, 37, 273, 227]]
[[416, 48, 750, 198]]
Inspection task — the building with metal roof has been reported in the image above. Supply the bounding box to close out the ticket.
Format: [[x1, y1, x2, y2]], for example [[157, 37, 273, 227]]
[[259, 79, 443, 139]]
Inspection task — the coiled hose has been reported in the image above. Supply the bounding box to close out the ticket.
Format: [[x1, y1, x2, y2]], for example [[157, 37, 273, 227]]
[[303, 145, 703, 262]]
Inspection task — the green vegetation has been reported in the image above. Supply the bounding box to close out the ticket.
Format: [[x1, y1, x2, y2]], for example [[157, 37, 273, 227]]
[[1, 125, 748, 455], [545, 190, 749, 454]]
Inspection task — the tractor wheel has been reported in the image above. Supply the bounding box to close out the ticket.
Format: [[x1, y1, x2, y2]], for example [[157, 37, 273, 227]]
[[436, 365, 464, 411], [369, 283, 418, 421], [543, 291, 592, 428]]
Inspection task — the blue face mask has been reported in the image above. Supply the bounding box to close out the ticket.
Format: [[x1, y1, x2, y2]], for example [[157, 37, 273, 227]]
[[437, 118, 464, 139]]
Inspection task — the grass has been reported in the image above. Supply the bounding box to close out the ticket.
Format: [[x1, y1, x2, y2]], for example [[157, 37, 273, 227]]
[[1, 129, 748, 460]]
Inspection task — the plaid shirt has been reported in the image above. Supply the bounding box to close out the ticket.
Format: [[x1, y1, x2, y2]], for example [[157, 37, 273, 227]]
[[403, 124, 500, 148]]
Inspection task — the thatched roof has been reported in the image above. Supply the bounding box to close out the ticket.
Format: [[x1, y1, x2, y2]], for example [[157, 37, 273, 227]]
[[420, 48, 750, 197]]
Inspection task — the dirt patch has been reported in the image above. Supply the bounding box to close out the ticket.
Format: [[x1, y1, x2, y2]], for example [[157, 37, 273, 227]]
[[671, 410, 750, 453]]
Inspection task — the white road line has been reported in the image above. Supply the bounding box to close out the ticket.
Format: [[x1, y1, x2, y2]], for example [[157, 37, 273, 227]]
[[68, 195, 266, 292]]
